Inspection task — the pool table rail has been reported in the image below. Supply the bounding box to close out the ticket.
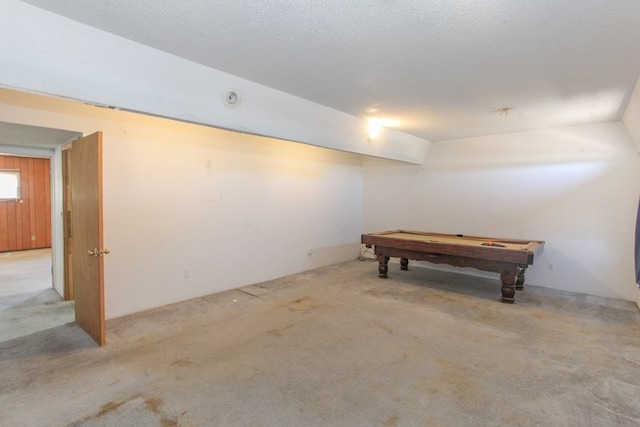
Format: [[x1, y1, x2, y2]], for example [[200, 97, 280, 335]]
[[361, 230, 544, 265]]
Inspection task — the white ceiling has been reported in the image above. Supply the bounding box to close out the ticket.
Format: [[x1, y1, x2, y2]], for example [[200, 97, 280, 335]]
[[14, 0, 640, 142]]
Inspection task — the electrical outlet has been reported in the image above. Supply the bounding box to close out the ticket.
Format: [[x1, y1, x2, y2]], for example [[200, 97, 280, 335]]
[[183, 270, 190, 278], [547, 262, 554, 271], [307, 248, 313, 256]]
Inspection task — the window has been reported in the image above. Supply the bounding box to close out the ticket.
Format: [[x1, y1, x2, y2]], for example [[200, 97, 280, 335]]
[[0, 170, 20, 201]]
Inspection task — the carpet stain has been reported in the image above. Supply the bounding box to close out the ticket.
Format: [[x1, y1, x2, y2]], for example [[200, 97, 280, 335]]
[[419, 291, 457, 304], [475, 312, 496, 324], [69, 396, 183, 427], [145, 397, 164, 413], [96, 400, 126, 417], [420, 357, 479, 401], [373, 321, 394, 334], [171, 358, 194, 367], [69, 397, 134, 425], [383, 413, 399, 426], [279, 296, 323, 311], [144, 397, 184, 427], [161, 418, 181, 427], [266, 323, 295, 337], [365, 290, 382, 298], [529, 311, 547, 320]]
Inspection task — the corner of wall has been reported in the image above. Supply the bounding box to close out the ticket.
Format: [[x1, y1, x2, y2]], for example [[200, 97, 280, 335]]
[[622, 75, 640, 152]]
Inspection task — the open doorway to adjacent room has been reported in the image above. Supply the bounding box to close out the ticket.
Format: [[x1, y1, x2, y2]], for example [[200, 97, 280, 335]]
[[0, 122, 81, 343]]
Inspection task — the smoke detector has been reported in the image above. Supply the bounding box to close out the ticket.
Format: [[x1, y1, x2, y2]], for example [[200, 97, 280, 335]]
[[223, 90, 240, 108]]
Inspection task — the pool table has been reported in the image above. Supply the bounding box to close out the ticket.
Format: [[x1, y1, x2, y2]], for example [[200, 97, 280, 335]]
[[361, 230, 545, 303]]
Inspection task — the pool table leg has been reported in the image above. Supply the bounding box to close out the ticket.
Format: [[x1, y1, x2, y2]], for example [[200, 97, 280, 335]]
[[515, 266, 527, 290], [400, 258, 409, 270], [500, 270, 518, 303], [377, 255, 389, 278]]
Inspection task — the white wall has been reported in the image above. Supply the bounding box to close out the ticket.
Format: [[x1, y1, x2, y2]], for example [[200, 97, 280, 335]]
[[0, 89, 363, 318], [364, 122, 640, 301]]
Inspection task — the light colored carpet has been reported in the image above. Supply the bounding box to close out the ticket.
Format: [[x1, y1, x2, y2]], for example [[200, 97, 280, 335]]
[[1, 260, 639, 426], [0, 248, 72, 343], [0, 248, 52, 297]]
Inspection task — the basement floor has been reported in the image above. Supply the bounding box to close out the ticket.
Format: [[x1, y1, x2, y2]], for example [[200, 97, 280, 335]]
[[1, 258, 640, 426]]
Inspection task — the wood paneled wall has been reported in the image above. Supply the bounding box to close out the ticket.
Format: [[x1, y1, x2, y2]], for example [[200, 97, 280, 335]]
[[0, 155, 51, 252]]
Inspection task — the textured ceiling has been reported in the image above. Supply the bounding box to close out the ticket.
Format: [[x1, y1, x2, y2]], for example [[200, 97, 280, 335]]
[[15, 0, 640, 141]]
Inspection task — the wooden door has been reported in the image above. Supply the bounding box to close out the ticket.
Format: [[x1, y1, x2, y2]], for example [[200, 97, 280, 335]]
[[70, 132, 106, 346]]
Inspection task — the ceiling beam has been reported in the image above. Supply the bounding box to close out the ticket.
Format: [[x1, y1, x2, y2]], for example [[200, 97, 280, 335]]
[[0, 1, 429, 164]]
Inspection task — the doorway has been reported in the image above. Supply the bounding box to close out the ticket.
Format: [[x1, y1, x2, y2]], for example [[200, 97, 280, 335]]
[[0, 123, 106, 345], [0, 152, 67, 342]]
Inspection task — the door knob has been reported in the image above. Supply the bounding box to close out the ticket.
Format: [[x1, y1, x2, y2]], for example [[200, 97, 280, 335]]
[[88, 248, 110, 257]]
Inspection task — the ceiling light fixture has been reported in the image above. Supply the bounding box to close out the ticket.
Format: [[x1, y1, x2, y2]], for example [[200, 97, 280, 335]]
[[367, 118, 383, 140], [367, 117, 399, 140]]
